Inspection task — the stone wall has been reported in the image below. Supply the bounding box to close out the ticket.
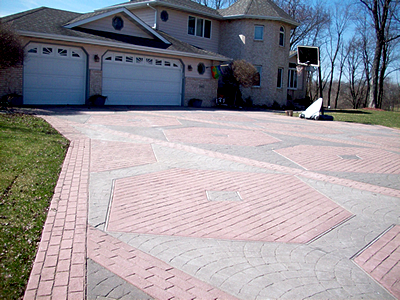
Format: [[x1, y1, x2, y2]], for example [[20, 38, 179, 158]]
[[184, 77, 218, 107]]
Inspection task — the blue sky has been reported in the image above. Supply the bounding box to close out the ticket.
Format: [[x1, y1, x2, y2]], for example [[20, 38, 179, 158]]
[[0, 0, 123, 17]]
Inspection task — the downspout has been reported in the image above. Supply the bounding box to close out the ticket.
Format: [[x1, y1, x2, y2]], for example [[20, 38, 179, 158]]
[[147, 3, 157, 29]]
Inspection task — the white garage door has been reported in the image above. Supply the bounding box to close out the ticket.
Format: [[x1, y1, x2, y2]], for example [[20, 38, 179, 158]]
[[102, 52, 182, 106], [23, 43, 86, 105]]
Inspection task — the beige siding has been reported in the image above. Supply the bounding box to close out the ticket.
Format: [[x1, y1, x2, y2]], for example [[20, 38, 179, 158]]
[[80, 14, 153, 39], [130, 8, 157, 28], [182, 58, 213, 79], [157, 8, 220, 53]]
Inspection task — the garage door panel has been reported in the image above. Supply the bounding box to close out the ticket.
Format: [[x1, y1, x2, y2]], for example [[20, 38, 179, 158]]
[[103, 52, 182, 106], [23, 43, 86, 105]]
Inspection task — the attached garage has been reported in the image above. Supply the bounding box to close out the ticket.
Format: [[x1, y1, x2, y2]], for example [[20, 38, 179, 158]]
[[23, 43, 87, 105], [102, 52, 183, 106]]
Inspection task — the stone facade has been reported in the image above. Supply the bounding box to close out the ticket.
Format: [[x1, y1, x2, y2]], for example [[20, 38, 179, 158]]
[[219, 19, 292, 107], [184, 77, 218, 107], [89, 70, 103, 97], [0, 65, 23, 98]]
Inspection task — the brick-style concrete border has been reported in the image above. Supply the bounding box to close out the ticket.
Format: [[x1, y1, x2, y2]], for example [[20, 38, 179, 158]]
[[24, 139, 90, 299]]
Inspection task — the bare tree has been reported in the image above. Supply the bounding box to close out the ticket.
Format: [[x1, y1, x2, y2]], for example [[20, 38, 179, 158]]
[[274, 0, 330, 49], [326, 2, 351, 108], [334, 43, 349, 108], [343, 38, 368, 108], [358, 0, 400, 108]]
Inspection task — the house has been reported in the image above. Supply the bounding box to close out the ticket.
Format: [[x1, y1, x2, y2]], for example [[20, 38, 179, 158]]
[[0, 0, 299, 107]]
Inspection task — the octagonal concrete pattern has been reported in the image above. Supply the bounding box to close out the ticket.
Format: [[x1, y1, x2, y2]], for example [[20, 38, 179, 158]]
[[23, 107, 400, 300]]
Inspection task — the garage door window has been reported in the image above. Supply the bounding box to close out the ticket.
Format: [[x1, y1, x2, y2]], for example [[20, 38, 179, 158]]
[[103, 53, 181, 70], [72, 51, 81, 58], [28, 47, 38, 54], [42, 47, 53, 55], [58, 49, 68, 57]]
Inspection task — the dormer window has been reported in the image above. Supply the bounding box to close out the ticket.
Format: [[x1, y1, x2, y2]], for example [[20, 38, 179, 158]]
[[188, 16, 211, 39]]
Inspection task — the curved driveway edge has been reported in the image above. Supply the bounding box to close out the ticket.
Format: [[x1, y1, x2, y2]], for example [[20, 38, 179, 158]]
[[23, 107, 400, 300]]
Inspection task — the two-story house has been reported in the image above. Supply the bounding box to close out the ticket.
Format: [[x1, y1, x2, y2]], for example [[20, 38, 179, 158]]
[[0, 0, 298, 107]]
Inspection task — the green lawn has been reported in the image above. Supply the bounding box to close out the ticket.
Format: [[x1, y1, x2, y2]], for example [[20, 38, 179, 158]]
[[0, 112, 69, 299], [287, 109, 400, 129], [326, 109, 400, 129]]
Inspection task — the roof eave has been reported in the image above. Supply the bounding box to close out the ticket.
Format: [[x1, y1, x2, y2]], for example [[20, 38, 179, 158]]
[[17, 30, 230, 61], [222, 15, 299, 27]]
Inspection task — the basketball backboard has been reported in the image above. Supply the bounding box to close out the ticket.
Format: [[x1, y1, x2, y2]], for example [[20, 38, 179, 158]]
[[297, 46, 320, 67]]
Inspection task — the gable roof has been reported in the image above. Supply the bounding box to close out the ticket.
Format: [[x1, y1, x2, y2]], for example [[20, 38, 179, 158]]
[[1, 7, 229, 61], [218, 0, 298, 26], [64, 7, 170, 44]]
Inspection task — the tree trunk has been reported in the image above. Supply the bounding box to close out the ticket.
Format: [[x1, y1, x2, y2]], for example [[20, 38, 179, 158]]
[[368, 40, 382, 108]]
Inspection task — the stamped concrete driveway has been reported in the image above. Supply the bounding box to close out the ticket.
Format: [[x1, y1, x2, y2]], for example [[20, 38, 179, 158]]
[[24, 107, 400, 300]]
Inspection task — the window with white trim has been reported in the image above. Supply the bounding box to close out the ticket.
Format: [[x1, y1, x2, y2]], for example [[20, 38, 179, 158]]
[[254, 25, 264, 40], [288, 63, 297, 89], [188, 16, 211, 38]]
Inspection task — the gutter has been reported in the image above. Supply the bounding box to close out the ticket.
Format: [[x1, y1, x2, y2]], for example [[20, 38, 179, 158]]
[[99, 0, 224, 20], [147, 3, 157, 29], [222, 14, 299, 27], [18, 30, 230, 61]]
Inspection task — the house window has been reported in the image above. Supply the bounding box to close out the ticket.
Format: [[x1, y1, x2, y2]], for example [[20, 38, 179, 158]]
[[188, 16, 211, 38], [160, 10, 169, 22], [254, 25, 264, 40], [253, 66, 262, 87], [279, 26, 285, 46], [277, 68, 283, 88], [112, 16, 124, 31], [288, 63, 297, 89], [197, 63, 206, 75]]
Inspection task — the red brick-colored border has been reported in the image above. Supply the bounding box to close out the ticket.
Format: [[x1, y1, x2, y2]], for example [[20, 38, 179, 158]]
[[354, 225, 400, 299], [24, 139, 90, 300]]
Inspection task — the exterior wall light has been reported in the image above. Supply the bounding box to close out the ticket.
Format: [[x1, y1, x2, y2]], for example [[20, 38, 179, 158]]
[[94, 54, 100, 62]]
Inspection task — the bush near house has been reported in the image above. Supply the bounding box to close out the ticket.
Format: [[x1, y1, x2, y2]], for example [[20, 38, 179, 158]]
[[218, 60, 258, 107], [0, 24, 24, 69]]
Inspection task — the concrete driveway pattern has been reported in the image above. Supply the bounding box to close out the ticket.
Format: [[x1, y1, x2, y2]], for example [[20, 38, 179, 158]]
[[23, 107, 400, 300]]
